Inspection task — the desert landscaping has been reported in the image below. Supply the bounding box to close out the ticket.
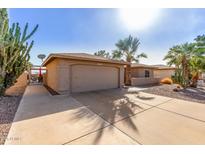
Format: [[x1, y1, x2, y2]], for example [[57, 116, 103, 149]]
[[142, 84, 205, 104], [0, 8, 205, 145], [0, 82, 26, 144]]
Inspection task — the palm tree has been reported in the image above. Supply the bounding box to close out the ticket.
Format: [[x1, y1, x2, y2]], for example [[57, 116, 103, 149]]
[[164, 43, 195, 87], [163, 45, 183, 85], [112, 35, 147, 85], [94, 50, 110, 59], [189, 35, 205, 87], [189, 57, 204, 87], [164, 39, 205, 88]]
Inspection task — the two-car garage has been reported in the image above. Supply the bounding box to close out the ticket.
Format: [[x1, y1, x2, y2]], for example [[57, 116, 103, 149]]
[[71, 65, 119, 93], [42, 53, 126, 94]]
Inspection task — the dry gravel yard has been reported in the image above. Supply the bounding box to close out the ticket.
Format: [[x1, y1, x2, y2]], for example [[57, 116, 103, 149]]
[[0, 85, 26, 144], [142, 84, 205, 104]]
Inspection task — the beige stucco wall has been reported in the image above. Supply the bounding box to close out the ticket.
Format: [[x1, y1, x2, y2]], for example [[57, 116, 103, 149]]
[[56, 64, 70, 94], [43, 73, 47, 85], [45, 58, 125, 94], [130, 68, 175, 86], [45, 59, 59, 91], [131, 77, 160, 86], [14, 71, 28, 87], [5, 71, 28, 95], [131, 68, 154, 78], [153, 69, 175, 79]]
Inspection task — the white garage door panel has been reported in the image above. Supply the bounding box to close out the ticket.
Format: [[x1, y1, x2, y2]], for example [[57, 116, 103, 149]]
[[72, 65, 119, 92]]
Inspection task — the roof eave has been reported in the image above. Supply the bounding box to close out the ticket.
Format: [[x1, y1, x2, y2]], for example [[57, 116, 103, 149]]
[[131, 66, 157, 69], [131, 65, 176, 70], [42, 54, 129, 66]]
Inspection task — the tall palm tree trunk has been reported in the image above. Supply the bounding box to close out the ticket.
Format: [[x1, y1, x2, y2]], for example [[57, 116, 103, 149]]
[[125, 57, 131, 85], [182, 57, 189, 88], [125, 64, 131, 85], [191, 72, 199, 88]]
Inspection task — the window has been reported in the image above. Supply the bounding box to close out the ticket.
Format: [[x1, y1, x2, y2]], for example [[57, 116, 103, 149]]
[[145, 70, 150, 78]]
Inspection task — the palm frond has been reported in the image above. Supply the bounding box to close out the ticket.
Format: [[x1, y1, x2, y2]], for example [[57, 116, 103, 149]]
[[112, 50, 123, 60], [113, 35, 146, 63], [137, 52, 147, 58]]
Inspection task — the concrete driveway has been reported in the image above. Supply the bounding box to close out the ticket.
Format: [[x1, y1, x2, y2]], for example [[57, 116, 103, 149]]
[[5, 85, 205, 144]]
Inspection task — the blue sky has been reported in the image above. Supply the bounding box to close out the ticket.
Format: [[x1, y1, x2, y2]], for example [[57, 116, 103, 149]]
[[9, 8, 205, 65]]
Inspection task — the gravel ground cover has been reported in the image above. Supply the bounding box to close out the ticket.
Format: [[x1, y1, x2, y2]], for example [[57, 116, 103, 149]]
[[142, 84, 205, 104], [0, 86, 26, 144]]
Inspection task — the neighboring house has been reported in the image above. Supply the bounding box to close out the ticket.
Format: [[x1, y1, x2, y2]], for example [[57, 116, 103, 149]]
[[42, 53, 128, 94], [130, 64, 175, 86]]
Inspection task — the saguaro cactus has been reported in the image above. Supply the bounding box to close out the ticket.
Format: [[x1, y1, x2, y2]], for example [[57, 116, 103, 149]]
[[0, 8, 38, 95]]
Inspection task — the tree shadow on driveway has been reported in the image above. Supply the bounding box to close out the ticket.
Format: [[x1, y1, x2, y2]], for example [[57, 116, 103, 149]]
[[8, 85, 154, 145], [72, 88, 153, 144]]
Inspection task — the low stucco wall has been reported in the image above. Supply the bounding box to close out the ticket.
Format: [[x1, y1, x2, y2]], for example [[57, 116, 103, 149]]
[[131, 77, 160, 86], [5, 71, 28, 95], [14, 72, 28, 87]]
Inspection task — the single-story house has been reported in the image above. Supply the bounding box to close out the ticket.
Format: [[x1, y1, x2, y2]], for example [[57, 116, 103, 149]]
[[42, 53, 128, 94], [131, 64, 175, 86]]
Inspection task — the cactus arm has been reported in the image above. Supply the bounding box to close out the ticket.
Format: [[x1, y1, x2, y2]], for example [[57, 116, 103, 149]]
[[23, 24, 38, 43], [0, 9, 38, 95]]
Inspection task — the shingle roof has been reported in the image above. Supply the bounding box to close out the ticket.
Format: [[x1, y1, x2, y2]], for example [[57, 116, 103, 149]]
[[131, 63, 175, 70], [52, 53, 109, 60], [42, 52, 129, 66], [152, 64, 176, 70], [131, 63, 157, 68]]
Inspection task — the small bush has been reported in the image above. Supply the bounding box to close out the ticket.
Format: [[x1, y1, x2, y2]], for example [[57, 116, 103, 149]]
[[160, 77, 173, 84]]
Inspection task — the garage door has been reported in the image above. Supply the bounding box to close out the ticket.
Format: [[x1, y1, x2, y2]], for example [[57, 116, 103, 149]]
[[71, 65, 119, 92]]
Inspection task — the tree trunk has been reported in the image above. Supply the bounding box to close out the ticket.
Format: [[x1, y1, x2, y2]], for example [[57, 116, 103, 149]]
[[182, 57, 189, 88], [125, 63, 131, 85], [191, 72, 199, 88]]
